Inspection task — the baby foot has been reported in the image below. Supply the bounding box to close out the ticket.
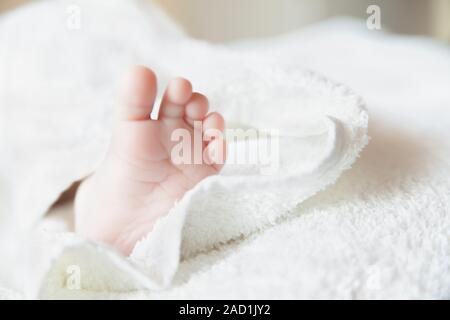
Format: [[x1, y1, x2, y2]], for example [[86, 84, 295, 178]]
[[75, 66, 226, 255]]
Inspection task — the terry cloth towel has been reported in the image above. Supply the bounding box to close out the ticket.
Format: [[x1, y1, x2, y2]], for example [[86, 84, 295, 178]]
[[0, 0, 367, 297]]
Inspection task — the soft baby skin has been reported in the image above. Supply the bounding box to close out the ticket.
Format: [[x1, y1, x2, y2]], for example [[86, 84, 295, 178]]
[[75, 66, 227, 255]]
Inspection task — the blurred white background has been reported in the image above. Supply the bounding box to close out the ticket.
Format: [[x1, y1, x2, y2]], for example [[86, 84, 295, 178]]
[[153, 0, 450, 42], [1, 0, 449, 42]]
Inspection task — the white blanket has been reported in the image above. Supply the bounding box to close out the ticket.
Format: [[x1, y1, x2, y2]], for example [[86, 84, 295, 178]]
[[0, 0, 449, 299]]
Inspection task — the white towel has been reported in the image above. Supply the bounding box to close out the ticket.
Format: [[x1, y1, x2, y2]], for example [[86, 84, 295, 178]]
[[0, 0, 367, 298]]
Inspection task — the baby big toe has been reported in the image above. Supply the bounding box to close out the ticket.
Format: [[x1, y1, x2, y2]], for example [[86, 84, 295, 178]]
[[119, 66, 157, 121]]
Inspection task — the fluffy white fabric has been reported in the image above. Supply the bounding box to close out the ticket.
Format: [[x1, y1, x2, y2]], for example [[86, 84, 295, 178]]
[[0, 0, 368, 297], [0, 0, 448, 299]]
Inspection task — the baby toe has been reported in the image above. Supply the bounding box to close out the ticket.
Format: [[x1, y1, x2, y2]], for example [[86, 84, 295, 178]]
[[203, 136, 227, 170], [119, 66, 157, 121], [160, 77, 192, 119], [203, 112, 225, 140], [185, 93, 209, 126]]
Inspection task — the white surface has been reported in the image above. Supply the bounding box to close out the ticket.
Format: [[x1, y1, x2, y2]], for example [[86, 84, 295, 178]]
[[0, 0, 367, 298], [166, 20, 450, 299], [0, 0, 449, 299]]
